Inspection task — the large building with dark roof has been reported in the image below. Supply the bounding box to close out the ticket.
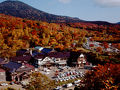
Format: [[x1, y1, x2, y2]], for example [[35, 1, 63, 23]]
[[3, 61, 34, 81]]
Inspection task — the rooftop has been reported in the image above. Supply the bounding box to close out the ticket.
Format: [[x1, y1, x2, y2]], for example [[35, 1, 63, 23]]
[[79, 54, 84, 58], [47, 52, 70, 58], [3, 61, 22, 73], [0, 68, 5, 72], [10, 55, 31, 62]]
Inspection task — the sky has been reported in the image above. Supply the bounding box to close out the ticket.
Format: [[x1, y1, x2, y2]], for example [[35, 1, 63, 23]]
[[0, 0, 120, 23]]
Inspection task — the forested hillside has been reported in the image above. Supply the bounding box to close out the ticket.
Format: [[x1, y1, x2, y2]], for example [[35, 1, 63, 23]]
[[0, 14, 120, 60], [0, 14, 87, 58], [65, 22, 120, 42]]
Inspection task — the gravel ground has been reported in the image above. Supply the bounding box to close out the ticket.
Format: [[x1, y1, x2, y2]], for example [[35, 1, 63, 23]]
[[0, 84, 25, 90]]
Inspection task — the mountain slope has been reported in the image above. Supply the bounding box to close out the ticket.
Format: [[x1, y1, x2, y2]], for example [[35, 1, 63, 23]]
[[0, 0, 114, 25], [0, 0, 84, 23], [117, 22, 120, 24]]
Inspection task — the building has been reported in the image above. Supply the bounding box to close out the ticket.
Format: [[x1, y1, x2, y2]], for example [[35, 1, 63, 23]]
[[34, 46, 53, 54], [10, 55, 32, 63], [77, 54, 86, 68], [2, 61, 34, 82], [47, 52, 70, 66], [0, 68, 6, 82], [31, 54, 44, 68], [32, 52, 70, 68], [77, 53, 92, 69]]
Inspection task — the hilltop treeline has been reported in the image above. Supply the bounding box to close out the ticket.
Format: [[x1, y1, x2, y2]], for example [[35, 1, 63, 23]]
[[64, 22, 120, 42]]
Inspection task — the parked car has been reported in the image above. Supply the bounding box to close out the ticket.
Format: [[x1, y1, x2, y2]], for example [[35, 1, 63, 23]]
[[54, 86, 62, 90], [10, 81, 14, 85], [75, 83, 80, 86], [74, 79, 81, 84], [1, 83, 8, 86], [66, 83, 73, 88]]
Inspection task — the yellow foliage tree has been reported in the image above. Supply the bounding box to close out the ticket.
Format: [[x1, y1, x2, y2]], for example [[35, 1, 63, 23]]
[[27, 72, 56, 90]]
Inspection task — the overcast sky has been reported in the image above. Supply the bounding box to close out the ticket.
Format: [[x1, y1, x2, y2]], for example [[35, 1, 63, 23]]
[[0, 0, 120, 23]]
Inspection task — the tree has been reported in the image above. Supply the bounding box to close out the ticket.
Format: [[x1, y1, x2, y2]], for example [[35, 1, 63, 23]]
[[96, 47, 103, 53], [5, 87, 16, 90], [79, 63, 120, 90], [117, 43, 120, 50], [27, 72, 56, 90], [103, 42, 109, 49]]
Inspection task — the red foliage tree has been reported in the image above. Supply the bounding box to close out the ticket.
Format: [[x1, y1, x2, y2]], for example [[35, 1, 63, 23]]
[[80, 63, 120, 90], [103, 42, 109, 49]]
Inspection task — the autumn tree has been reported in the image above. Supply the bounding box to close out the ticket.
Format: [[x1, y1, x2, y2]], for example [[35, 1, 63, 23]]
[[27, 72, 56, 90], [103, 42, 109, 49], [79, 63, 120, 90], [96, 47, 103, 54]]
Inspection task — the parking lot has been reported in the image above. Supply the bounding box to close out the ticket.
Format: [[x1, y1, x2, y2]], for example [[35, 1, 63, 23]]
[[0, 66, 87, 90], [38, 66, 86, 79], [38, 66, 87, 90]]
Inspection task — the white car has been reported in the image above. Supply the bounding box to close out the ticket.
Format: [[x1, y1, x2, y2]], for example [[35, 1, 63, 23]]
[[1, 83, 8, 86], [74, 79, 81, 84], [55, 78, 59, 82], [67, 83, 73, 87], [60, 79, 63, 82], [46, 72, 50, 74], [55, 86, 62, 90]]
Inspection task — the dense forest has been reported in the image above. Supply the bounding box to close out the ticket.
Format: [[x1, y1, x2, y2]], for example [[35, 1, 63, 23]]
[[0, 14, 120, 60], [0, 14, 87, 58], [64, 22, 120, 42]]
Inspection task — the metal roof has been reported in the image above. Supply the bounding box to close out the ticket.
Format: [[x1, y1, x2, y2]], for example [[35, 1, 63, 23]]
[[41, 48, 52, 53], [3, 61, 22, 73], [10, 55, 31, 62]]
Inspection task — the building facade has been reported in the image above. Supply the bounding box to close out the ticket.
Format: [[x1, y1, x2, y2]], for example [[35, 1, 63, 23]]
[[0, 68, 6, 82], [77, 54, 86, 68]]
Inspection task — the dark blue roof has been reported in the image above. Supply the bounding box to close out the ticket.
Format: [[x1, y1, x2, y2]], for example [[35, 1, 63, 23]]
[[3, 61, 22, 73], [32, 50, 41, 56], [41, 48, 52, 54]]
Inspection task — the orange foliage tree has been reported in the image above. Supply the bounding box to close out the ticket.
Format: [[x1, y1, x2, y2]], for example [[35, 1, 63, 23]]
[[80, 63, 120, 90]]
